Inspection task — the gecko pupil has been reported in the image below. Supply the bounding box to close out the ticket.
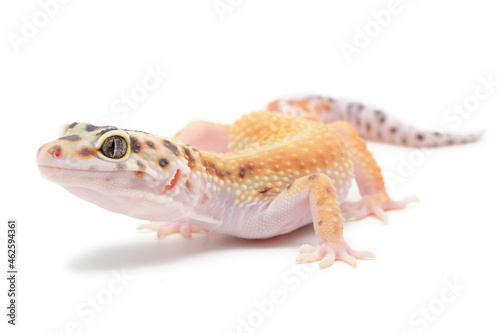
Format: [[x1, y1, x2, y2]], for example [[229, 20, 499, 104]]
[[101, 136, 127, 159]]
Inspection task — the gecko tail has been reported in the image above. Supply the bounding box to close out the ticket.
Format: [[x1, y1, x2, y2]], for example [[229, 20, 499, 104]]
[[266, 95, 484, 148]]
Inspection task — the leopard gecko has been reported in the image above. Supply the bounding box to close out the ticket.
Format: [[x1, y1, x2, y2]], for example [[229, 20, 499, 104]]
[[36, 96, 482, 268]]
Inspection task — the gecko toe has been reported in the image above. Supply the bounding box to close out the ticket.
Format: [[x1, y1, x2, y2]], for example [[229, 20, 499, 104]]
[[298, 244, 316, 254]]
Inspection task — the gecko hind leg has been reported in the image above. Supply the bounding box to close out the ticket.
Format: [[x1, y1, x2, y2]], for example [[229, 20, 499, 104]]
[[265, 173, 374, 268], [137, 222, 207, 239], [332, 121, 419, 223], [174, 121, 231, 153]]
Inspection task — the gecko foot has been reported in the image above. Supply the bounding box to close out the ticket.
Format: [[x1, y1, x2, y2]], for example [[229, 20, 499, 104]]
[[296, 243, 375, 269], [341, 192, 419, 223], [137, 222, 207, 239]]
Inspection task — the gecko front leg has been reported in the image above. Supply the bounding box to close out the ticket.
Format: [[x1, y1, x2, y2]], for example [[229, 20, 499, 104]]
[[263, 173, 374, 268]]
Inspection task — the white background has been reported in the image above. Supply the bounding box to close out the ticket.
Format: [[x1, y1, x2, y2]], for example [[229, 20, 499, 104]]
[[1, 1, 499, 332]]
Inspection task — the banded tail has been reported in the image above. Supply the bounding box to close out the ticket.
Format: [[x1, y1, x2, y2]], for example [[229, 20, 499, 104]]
[[266, 95, 484, 148]]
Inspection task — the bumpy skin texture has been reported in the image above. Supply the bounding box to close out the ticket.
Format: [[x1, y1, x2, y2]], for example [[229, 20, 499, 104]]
[[267, 95, 483, 147], [37, 95, 479, 268]]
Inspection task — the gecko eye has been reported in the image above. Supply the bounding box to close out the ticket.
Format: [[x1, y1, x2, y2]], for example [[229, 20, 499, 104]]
[[100, 135, 128, 159]]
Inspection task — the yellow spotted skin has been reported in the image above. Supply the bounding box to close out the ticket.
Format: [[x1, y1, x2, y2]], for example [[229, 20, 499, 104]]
[[173, 111, 417, 268], [190, 112, 353, 204]]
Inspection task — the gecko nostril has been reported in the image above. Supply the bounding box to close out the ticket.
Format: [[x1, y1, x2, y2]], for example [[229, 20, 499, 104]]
[[48, 145, 62, 158]]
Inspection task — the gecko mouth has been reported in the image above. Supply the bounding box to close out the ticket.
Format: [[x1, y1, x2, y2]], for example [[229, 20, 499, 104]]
[[38, 165, 120, 179], [37, 165, 153, 186]]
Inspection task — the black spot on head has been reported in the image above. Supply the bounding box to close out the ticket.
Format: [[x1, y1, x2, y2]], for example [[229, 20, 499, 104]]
[[434, 132, 442, 137], [58, 135, 81, 142], [85, 124, 105, 132], [287, 182, 293, 189], [390, 127, 397, 134], [130, 137, 141, 153], [308, 174, 318, 181], [226, 171, 231, 175], [239, 170, 245, 178], [183, 147, 196, 168], [68, 122, 78, 129], [163, 140, 180, 156], [318, 220, 323, 226], [325, 186, 332, 193], [159, 158, 169, 168], [416, 134, 424, 141], [146, 141, 155, 149], [79, 148, 93, 157], [379, 115, 386, 124]]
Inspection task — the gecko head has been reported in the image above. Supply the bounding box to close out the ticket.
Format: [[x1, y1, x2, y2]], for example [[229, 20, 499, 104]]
[[36, 122, 192, 218]]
